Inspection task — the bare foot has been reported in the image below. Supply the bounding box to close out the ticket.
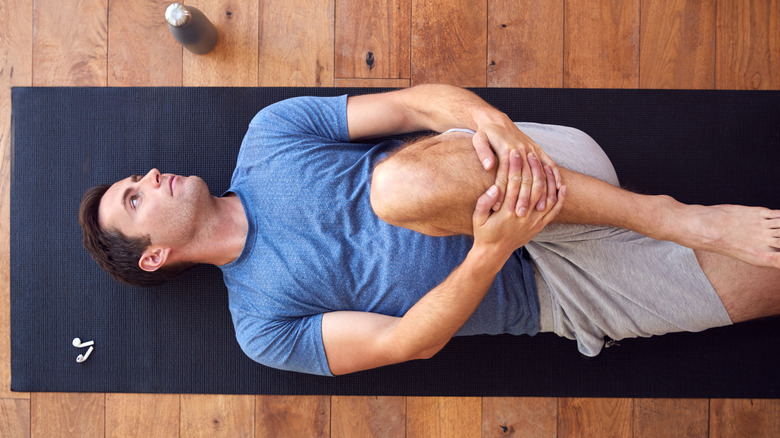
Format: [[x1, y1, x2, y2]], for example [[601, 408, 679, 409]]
[[679, 204, 780, 269]]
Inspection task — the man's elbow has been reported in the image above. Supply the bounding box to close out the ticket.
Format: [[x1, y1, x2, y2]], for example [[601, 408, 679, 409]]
[[392, 335, 447, 362], [414, 343, 446, 360]]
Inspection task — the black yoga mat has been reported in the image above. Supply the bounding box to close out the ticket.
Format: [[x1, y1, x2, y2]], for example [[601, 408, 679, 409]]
[[11, 87, 780, 397]]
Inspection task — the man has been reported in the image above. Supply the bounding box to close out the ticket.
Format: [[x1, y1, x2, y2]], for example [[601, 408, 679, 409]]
[[80, 85, 780, 376]]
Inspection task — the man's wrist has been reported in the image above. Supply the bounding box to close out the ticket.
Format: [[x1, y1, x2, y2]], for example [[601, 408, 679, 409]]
[[471, 105, 512, 131], [466, 243, 509, 277]]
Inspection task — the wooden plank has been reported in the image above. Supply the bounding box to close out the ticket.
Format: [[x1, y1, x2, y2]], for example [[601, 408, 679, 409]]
[[640, 0, 715, 89], [106, 394, 179, 438], [0, 399, 30, 438], [633, 399, 708, 437], [31, 393, 105, 437], [558, 398, 632, 437], [0, 0, 33, 401], [256, 395, 329, 438], [335, 0, 410, 79], [711, 399, 780, 438], [107, 0, 182, 86], [716, 0, 780, 90], [32, 0, 107, 86], [259, 0, 334, 86], [411, 0, 486, 86], [407, 397, 481, 438], [487, 0, 563, 88], [482, 397, 557, 437], [180, 394, 254, 437], [183, 0, 258, 86], [333, 78, 410, 88], [331, 396, 404, 438], [564, 0, 640, 88]]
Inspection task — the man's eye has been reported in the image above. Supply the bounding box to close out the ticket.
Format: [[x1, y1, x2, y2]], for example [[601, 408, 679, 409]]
[[130, 196, 138, 209]]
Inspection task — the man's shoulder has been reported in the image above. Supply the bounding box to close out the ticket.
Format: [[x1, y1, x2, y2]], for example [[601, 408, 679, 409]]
[[249, 95, 347, 131], [228, 293, 332, 376]]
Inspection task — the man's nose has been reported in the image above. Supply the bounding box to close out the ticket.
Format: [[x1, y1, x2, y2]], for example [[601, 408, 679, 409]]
[[141, 169, 162, 188]]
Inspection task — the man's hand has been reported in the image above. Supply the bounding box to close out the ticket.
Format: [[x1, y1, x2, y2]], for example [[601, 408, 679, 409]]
[[472, 122, 562, 215], [473, 149, 566, 257]]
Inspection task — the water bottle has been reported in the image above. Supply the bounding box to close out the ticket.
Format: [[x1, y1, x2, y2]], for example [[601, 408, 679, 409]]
[[165, 3, 218, 54]]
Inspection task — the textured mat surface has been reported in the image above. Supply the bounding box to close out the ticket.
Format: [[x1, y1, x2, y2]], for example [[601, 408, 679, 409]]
[[11, 87, 780, 397]]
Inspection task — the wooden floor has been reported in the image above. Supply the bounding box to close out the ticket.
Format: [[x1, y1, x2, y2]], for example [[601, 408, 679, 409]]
[[1, 0, 779, 436]]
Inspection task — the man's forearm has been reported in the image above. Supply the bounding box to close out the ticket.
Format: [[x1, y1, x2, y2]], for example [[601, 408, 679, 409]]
[[389, 246, 504, 360], [392, 84, 508, 133], [347, 84, 507, 140]]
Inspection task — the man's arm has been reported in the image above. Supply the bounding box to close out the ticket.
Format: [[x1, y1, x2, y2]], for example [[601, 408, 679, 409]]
[[347, 84, 503, 140], [321, 249, 501, 375], [347, 84, 561, 212], [322, 152, 566, 375]]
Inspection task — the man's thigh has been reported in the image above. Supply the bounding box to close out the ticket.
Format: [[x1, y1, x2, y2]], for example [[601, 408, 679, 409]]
[[529, 227, 733, 356], [370, 132, 493, 236], [370, 123, 621, 236]]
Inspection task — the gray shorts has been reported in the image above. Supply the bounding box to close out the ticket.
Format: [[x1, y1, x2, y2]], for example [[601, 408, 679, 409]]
[[515, 122, 733, 356]]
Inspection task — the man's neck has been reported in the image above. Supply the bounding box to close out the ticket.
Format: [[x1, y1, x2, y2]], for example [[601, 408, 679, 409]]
[[186, 194, 248, 267]]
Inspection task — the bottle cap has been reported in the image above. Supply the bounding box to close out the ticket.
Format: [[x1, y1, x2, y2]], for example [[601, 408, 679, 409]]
[[165, 3, 191, 27]]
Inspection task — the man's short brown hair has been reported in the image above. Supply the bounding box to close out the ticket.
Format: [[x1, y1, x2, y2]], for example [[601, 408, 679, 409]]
[[79, 185, 190, 287]]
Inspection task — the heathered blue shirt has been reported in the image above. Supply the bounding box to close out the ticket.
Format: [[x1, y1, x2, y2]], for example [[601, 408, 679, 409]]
[[220, 95, 539, 376]]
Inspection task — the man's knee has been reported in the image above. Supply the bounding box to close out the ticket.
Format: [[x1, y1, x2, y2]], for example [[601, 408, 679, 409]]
[[369, 159, 399, 224], [370, 135, 493, 235], [370, 155, 434, 228]]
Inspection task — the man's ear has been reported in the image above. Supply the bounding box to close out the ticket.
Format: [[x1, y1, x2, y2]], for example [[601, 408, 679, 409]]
[[139, 247, 171, 272]]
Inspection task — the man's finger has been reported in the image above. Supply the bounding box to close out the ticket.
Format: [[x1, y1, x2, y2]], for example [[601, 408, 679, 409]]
[[515, 158, 533, 217], [528, 153, 546, 212], [513, 145, 532, 216], [542, 185, 567, 224], [552, 165, 562, 189], [542, 165, 557, 211], [538, 148, 561, 189], [504, 150, 523, 214], [474, 185, 499, 226], [492, 150, 511, 211], [472, 132, 495, 170]]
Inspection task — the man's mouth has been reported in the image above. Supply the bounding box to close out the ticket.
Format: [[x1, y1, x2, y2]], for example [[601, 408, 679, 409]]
[[170, 175, 177, 195]]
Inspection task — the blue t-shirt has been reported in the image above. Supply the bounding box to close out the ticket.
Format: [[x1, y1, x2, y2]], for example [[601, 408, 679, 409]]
[[220, 95, 539, 376]]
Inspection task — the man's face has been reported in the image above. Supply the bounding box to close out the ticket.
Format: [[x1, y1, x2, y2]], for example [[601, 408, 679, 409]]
[[98, 169, 212, 249]]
